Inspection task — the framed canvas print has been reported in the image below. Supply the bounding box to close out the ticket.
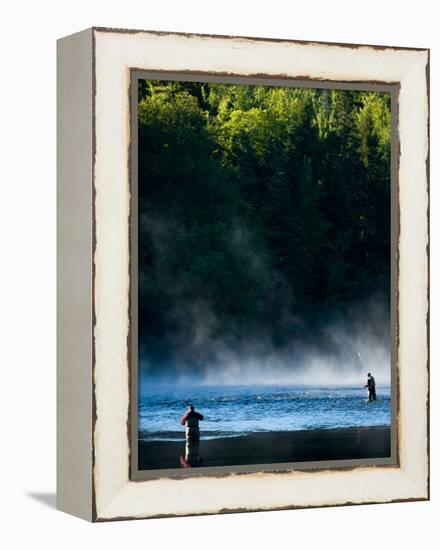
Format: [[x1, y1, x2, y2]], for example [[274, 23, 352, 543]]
[[57, 27, 429, 521]]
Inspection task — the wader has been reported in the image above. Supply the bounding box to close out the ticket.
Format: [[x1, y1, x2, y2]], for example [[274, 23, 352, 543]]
[[185, 417, 200, 442]]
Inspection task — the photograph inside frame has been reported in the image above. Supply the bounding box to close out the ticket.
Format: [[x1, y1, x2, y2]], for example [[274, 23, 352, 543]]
[[134, 77, 394, 472]]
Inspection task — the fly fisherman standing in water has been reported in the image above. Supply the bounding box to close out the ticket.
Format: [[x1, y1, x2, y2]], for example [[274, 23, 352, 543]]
[[364, 372, 377, 401], [181, 404, 204, 442]]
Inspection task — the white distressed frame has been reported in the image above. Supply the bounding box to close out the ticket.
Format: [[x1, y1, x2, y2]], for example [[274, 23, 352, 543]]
[[58, 28, 429, 521]]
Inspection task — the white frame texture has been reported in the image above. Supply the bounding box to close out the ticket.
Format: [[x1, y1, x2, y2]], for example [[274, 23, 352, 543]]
[[57, 27, 429, 522]]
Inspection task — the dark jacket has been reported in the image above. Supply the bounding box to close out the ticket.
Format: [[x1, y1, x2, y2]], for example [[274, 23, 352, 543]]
[[181, 410, 204, 426]]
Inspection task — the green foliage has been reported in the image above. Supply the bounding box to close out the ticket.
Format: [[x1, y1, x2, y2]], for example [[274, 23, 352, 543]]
[[137, 80, 391, 359]]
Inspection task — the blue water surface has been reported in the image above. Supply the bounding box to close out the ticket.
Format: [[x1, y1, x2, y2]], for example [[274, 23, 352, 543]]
[[138, 385, 391, 441]]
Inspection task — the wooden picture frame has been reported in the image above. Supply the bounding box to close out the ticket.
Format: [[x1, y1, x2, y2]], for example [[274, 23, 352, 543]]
[[57, 27, 429, 521]]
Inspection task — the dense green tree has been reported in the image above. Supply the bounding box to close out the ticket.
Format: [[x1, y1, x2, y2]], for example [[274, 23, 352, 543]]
[[137, 81, 391, 369]]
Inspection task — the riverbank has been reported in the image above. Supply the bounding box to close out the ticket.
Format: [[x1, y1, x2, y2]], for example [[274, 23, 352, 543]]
[[138, 425, 391, 470]]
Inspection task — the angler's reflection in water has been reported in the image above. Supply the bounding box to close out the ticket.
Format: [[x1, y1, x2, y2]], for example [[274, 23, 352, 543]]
[[180, 439, 203, 468]]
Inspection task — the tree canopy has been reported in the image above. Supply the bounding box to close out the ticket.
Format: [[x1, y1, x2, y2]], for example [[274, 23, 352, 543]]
[[137, 80, 391, 372]]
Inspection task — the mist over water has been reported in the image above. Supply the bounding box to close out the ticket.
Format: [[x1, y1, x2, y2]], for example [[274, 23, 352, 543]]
[[140, 296, 390, 388]]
